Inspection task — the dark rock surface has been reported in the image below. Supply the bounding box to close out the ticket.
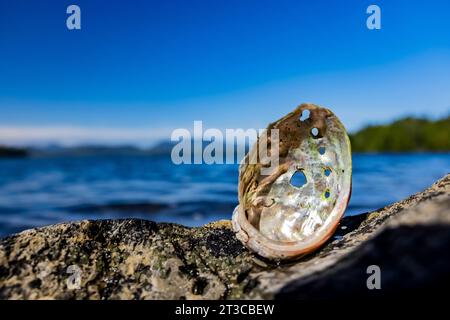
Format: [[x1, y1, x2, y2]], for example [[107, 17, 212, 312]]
[[0, 174, 449, 300]]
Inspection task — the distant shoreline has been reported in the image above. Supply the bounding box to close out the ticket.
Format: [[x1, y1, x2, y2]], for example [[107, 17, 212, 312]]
[[350, 115, 450, 152], [0, 148, 448, 159], [0, 146, 28, 158], [1, 115, 449, 157]]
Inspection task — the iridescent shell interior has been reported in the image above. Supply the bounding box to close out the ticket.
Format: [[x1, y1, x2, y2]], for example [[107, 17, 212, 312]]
[[232, 103, 352, 260]]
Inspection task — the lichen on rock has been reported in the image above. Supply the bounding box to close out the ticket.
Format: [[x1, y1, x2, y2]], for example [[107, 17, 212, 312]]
[[0, 174, 449, 299], [0, 219, 260, 299]]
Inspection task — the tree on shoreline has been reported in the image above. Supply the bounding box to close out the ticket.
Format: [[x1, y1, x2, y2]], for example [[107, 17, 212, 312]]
[[350, 116, 450, 152]]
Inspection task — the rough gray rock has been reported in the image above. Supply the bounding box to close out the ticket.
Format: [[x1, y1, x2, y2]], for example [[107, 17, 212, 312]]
[[0, 174, 449, 300]]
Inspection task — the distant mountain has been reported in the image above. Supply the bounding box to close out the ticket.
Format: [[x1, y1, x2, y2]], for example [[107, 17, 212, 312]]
[[2, 115, 449, 157], [0, 146, 28, 158], [21, 142, 179, 157], [350, 116, 450, 152], [29, 145, 147, 157], [146, 141, 177, 155]]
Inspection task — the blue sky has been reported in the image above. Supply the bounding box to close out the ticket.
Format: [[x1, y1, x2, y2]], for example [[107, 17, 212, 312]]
[[0, 0, 449, 145]]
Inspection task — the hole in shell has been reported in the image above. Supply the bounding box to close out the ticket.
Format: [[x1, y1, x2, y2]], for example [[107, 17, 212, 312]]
[[299, 109, 310, 121], [290, 170, 307, 188], [319, 146, 326, 155], [311, 127, 319, 137], [324, 189, 331, 199], [324, 168, 332, 177]]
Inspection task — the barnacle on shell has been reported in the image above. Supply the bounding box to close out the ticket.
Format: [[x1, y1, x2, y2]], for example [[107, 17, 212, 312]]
[[232, 103, 352, 260]]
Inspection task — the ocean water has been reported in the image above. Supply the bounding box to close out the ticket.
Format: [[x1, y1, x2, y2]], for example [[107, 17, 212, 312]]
[[0, 153, 448, 237]]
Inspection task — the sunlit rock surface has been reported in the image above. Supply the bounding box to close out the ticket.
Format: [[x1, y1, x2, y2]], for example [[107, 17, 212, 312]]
[[0, 174, 449, 299]]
